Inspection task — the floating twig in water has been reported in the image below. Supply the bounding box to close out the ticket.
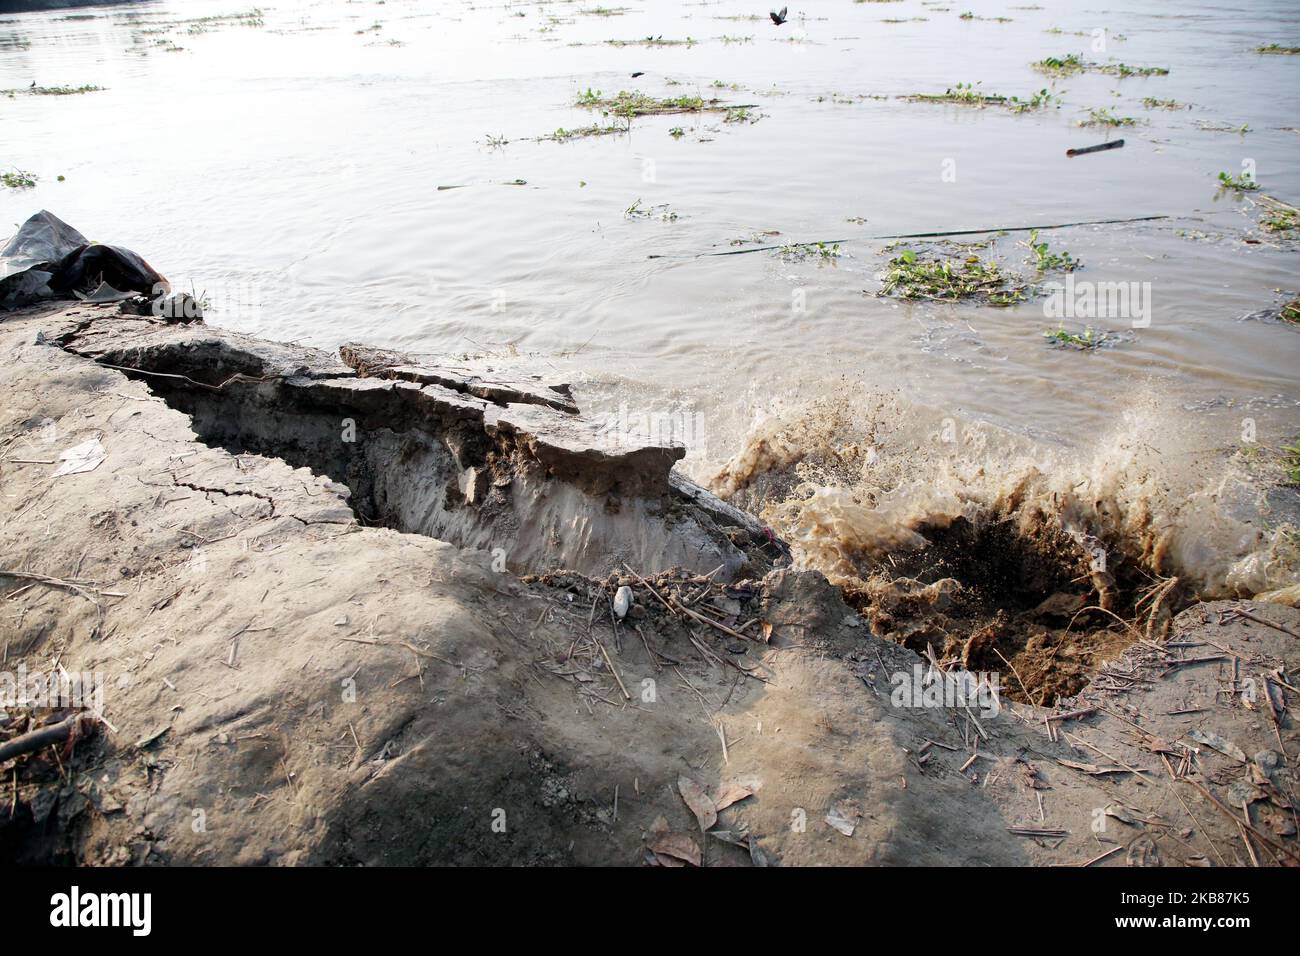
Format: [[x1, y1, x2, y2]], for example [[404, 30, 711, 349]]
[[1067, 139, 1124, 157], [648, 214, 1169, 259]]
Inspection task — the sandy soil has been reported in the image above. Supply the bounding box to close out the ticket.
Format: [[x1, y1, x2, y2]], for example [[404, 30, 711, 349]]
[[1, 303, 1297, 866]]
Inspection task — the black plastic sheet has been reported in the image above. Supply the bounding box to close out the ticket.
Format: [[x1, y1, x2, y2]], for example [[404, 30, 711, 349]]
[[0, 210, 169, 309]]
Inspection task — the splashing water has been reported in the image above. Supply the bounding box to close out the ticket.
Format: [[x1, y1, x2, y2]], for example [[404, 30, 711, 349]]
[[711, 386, 1298, 600]]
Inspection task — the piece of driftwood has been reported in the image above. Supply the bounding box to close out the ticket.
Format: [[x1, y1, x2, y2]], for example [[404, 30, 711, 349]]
[[0, 713, 91, 764], [1067, 139, 1124, 157]]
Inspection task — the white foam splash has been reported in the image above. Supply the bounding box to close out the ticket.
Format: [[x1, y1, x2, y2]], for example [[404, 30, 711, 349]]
[[710, 386, 1298, 597]]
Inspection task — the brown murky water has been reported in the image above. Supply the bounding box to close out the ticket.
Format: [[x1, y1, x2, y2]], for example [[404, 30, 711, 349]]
[[3, 0, 1297, 595]]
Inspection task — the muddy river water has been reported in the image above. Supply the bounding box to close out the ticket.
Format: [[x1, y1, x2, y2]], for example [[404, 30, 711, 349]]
[[3, 0, 1297, 595]]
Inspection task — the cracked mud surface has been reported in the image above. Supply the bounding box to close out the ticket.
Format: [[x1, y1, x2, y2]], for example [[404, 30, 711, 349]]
[[50, 306, 778, 580]]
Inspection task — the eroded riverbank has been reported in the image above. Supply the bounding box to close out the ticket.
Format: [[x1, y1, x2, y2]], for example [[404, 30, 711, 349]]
[[1, 300, 1297, 866]]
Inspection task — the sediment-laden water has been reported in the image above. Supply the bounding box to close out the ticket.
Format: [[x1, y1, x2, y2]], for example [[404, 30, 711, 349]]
[[3, 0, 1297, 599]]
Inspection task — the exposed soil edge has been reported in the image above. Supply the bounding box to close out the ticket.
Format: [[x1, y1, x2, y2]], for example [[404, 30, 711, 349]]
[[0, 302, 1296, 867]]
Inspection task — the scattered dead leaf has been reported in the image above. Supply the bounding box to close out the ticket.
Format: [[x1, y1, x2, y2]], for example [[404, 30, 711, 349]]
[[1188, 729, 1247, 762], [677, 774, 717, 831], [713, 782, 754, 811]]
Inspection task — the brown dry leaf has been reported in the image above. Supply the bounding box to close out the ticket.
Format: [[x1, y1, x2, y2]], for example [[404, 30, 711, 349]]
[[678, 774, 717, 831], [709, 829, 750, 848], [649, 831, 702, 867], [1058, 758, 1101, 773], [1059, 758, 1130, 776], [713, 782, 754, 812], [1262, 676, 1285, 715], [1104, 803, 1141, 827], [759, 621, 773, 643], [1188, 729, 1247, 763]]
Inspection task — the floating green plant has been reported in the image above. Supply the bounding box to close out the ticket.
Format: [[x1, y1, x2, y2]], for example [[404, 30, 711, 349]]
[[907, 82, 1054, 112], [576, 88, 732, 116], [605, 36, 697, 48], [1196, 120, 1251, 133], [1006, 89, 1056, 113], [625, 199, 679, 221], [1098, 62, 1169, 77], [539, 123, 626, 142], [1258, 196, 1299, 237], [779, 241, 841, 262], [1217, 170, 1259, 191], [1032, 53, 1085, 76], [1, 169, 37, 189], [1030, 53, 1163, 78], [880, 249, 1026, 304], [1079, 107, 1136, 127], [3, 83, 103, 96], [1043, 325, 1105, 349], [906, 82, 1006, 106], [1023, 230, 1077, 272]]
